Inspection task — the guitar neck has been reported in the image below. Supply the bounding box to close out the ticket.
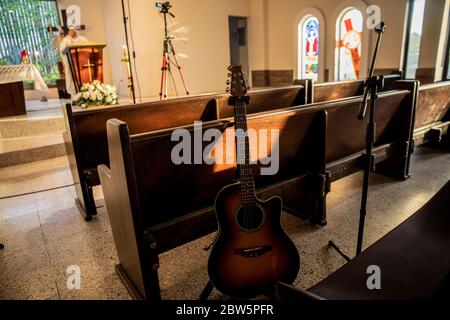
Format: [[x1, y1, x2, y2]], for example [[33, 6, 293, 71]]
[[233, 98, 256, 203]]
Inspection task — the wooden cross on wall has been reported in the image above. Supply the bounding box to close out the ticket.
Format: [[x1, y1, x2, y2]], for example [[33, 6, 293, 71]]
[[48, 9, 86, 35]]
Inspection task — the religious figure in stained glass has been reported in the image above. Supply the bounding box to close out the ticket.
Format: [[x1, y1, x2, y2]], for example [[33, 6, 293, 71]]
[[299, 16, 319, 80], [336, 9, 363, 80]]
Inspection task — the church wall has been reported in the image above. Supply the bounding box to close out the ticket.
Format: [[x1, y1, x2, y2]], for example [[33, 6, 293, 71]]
[[54, 0, 449, 98], [262, 0, 408, 82], [57, 0, 113, 86], [102, 0, 252, 99]]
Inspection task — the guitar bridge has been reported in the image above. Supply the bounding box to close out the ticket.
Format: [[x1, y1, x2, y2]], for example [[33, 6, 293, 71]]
[[234, 246, 272, 257]]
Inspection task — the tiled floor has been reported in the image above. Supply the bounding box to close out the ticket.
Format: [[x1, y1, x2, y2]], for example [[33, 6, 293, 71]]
[[0, 147, 449, 300]]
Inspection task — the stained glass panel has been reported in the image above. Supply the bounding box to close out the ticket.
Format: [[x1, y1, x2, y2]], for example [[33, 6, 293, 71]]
[[299, 16, 319, 80], [336, 9, 363, 80]]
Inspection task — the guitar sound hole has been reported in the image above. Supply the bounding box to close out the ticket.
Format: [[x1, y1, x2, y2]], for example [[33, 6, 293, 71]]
[[235, 203, 265, 233]]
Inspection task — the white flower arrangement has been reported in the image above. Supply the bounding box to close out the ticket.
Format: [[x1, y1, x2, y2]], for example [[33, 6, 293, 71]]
[[73, 80, 119, 108]]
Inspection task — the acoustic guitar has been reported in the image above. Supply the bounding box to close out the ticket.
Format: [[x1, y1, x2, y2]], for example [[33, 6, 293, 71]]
[[207, 65, 300, 299]]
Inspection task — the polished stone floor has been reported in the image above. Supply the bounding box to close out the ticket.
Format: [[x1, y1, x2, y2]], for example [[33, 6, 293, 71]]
[[0, 146, 449, 300]]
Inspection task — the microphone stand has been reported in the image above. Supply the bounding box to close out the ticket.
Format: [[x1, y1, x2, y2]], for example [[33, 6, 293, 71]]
[[329, 22, 386, 260]]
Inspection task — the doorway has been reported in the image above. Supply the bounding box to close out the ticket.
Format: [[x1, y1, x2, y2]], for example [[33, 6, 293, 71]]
[[229, 16, 249, 80]]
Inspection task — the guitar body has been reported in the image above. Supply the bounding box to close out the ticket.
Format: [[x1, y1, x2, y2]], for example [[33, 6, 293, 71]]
[[208, 182, 300, 298]]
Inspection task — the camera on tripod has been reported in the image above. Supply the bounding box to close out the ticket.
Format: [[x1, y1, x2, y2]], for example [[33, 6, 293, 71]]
[[155, 2, 172, 12]]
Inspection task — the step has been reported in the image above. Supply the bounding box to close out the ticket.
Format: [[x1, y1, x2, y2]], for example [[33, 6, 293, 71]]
[[0, 134, 66, 168], [0, 116, 65, 139]]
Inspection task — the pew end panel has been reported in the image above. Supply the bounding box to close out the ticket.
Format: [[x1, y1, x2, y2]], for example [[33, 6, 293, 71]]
[[98, 119, 163, 301], [292, 79, 313, 104], [374, 80, 419, 180], [62, 103, 98, 220], [413, 81, 450, 150]]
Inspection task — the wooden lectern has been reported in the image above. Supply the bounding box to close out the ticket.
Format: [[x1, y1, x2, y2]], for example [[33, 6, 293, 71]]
[[63, 42, 106, 93]]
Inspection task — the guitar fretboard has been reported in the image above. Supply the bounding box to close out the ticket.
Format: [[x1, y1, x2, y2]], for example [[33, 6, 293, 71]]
[[234, 99, 256, 205]]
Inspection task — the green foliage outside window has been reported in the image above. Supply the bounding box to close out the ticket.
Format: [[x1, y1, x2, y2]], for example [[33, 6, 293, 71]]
[[0, 0, 61, 85]]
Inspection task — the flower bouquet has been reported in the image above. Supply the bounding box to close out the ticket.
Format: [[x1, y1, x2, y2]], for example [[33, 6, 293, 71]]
[[73, 80, 119, 108]]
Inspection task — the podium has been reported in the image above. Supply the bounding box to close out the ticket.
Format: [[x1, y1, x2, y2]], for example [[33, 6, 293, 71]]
[[63, 42, 106, 93]]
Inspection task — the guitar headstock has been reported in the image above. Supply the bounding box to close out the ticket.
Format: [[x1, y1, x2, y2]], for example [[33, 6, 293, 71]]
[[226, 65, 248, 97]]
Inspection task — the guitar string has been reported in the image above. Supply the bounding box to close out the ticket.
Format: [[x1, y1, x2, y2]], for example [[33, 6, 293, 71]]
[[235, 100, 249, 248], [236, 98, 256, 248], [235, 99, 248, 248]]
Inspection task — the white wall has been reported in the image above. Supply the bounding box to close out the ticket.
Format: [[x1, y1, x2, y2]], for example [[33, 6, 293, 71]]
[[102, 0, 252, 100], [58, 0, 448, 97], [58, 0, 112, 85], [262, 0, 409, 81]]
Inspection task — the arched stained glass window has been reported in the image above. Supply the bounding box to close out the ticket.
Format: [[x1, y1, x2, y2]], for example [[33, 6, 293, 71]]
[[336, 8, 363, 80], [298, 16, 319, 80]]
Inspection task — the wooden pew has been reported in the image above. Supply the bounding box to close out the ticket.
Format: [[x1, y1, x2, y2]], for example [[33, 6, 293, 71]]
[[98, 84, 417, 300], [63, 86, 307, 220], [294, 74, 402, 104], [217, 85, 308, 118], [413, 81, 450, 149], [276, 180, 450, 300], [63, 95, 219, 220], [98, 106, 328, 300], [325, 80, 418, 181]]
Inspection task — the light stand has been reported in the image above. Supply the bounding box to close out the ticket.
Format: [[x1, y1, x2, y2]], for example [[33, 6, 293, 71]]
[[121, 0, 136, 104], [329, 22, 386, 260], [158, 3, 190, 100]]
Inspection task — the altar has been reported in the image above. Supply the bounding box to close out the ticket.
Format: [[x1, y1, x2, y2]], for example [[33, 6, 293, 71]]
[[0, 64, 49, 117]]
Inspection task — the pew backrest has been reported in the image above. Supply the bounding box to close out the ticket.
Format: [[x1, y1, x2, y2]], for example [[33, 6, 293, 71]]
[[313, 80, 365, 103], [64, 95, 219, 172], [294, 74, 401, 104], [415, 81, 450, 130], [325, 89, 413, 163], [118, 106, 326, 229], [217, 85, 308, 118]]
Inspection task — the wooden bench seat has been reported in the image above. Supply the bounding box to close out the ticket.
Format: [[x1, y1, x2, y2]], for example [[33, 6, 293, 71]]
[[276, 180, 450, 300], [99, 104, 327, 300], [63, 86, 306, 220], [98, 84, 417, 300]]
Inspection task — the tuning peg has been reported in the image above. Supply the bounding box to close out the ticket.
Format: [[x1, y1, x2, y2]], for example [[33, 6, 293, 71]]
[[226, 80, 231, 85]]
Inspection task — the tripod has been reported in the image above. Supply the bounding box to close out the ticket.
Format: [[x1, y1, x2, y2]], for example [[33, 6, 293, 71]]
[[159, 6, 189, 100], [329, 22, 386, 260]]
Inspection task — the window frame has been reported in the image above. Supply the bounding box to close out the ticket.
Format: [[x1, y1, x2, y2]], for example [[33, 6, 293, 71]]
[[443, 10, 450, 80], [402, 0, 415, 78], [298, 15, 320, 81], [335, 7, 364, 81]]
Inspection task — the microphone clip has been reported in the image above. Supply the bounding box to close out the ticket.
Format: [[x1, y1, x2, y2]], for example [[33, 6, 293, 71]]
[[358, 75, 385, 120]]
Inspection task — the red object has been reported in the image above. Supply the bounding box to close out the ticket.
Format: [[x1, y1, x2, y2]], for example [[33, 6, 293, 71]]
[[306, 38, 318, 55], [344, 19, 361, 78], [20, 50, 28, 58]]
